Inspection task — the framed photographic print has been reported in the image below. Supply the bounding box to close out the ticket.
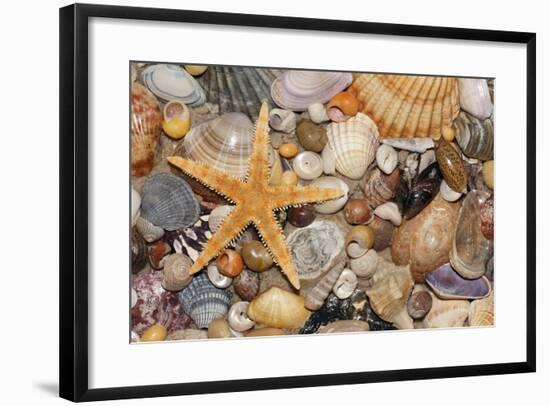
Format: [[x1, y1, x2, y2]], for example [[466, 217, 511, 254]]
[[59, 3, 536, 402]]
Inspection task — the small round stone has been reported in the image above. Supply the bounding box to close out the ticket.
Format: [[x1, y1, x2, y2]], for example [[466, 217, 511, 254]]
[[288, 205, 316, 228], [279, 143, 298, 159], [442, 126, 455, 142], [407, 291, 433, 320]]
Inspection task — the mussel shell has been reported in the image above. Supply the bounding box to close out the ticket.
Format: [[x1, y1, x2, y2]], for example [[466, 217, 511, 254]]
[[425, 263, 491, 300], [404, 162, 442, 219]]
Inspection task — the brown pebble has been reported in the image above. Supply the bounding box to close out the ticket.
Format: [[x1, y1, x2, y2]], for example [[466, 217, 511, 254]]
[[407, 291, 433, 319]]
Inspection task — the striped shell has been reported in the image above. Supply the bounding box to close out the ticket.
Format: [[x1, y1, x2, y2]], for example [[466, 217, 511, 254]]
[[469, 293, 494, 326], [453, 111, 494, 160], [362, 168, 401, 208], [131, 82, 162, 177], [304, 259, 346, 311], [140, 173, 200, 231], [351, 74, 460, 139], [326, 113, 379, 179], [271, 70, 353, 111], [178, 273, 231, 329], [140, 64, 206, 106]]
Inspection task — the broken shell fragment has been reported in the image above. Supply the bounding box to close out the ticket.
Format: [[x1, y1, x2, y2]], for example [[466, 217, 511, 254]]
[[269, 109, 296, 133]]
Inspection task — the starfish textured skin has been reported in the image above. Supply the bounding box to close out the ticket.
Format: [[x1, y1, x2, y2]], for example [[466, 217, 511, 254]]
[[168, 103, 344, 289]]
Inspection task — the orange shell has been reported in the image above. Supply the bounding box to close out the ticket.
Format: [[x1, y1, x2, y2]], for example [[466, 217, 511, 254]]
[[327, 91, 361, 116]]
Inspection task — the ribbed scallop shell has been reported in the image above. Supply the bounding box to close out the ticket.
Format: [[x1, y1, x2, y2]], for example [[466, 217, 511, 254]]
[[469, 293, 494, 326], [178, 273, 231, 329], [140, 64, 206, 106], [140, 173, 200, 231], [271, 70, 353, 111], [326, 113, 379, 179], [131, 82, 162, 177], [351, 74, 460, 139], [453, 111, 494, 160]]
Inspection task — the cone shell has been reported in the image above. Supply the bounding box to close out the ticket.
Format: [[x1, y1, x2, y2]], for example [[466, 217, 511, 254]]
[[247, 287, 311, 329], [422, 294, 469, 328], [453, 111, 494, 160], [326, 113, 379, 179], [131, 82, 162, 177], [350, 74, 460, 139], [469, 293, 494, 326]]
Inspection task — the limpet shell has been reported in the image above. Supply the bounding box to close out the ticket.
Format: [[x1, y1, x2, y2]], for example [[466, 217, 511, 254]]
[[292, 151, 324, 180], [310, 176, 349, 214]]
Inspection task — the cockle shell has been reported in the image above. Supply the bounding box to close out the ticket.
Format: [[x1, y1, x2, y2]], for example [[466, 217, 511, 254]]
[[304, 259, 346, 311], [425, 263, 491, 300], [131, 187, 141, 227], [162, 253, 193, 291], [326, 113, 379, 179], [131, 82, 162, 177], [362, 168, 400, 208], [271, 70, 353, 111], [247, 287, 311, 329], [310, 176, 349, 214], [469, 293, 494, 326], [435, 140, 467, 193], [140, 173, 200, 231], [292, 151, 324, 180], [141, 64, 206, 106], [453, 111, 494, 160], [457, 78, 493, 119], [351, 74, 460, 139], [450, 191, 494, 279], [269, 108, 296, 133], [178, 273, 231, 329], [135, 216, 165, 243], [381, 138, 435, 153], [208, 205, 234, 233], [392, 195, 460, 282], [422, 294, 469, 328], [376, 144, 398, 174]]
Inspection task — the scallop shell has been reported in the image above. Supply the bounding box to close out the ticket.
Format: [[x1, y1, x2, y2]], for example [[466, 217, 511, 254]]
[[469, 293, 494, 326], [247, 287, 311, 329], [326, 113, 379, 179], [457, 78, 493, 119], [310, 176, 349, 214], [351, 74, 460, 139], [140, 173, 200, 231], [422, 294, 469, 328], [140, 64, 206, 106], [131, 82, 162, 177], [178, 273, 231, 329], [453, 111, 494, 160], [271, 70, 353, 111], [362, 168, 401, 208], [425, 263, 492, 300], [304, 258, 346, 311]]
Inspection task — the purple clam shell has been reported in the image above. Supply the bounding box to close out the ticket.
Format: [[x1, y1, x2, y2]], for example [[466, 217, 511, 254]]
[[425, 263, 491, 300]]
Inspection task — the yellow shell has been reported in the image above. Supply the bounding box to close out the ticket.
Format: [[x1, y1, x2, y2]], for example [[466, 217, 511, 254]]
[[163, 100, 191, 139], [469, 293, 494, 326], [184, 65, 208, 76], [141, 324, 167, 342], [247, 287, 310, 329]]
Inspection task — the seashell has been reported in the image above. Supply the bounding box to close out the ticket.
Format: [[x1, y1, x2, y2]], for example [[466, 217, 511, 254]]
[[140, 64, 206, 106], [403, 162, 442, 219], [482, 160, 494, 189], [162, 253, 193, 291], [373, 202, 402, 226], [365, 257, 414, 329], [362, 168, 400, 208], [345, 225, 375, 258], [288, 205, 316, 228], [480, 195, 494, 240], [208, 319, 232, 339], [162, 100, 191, 140], [281, 170, 299, 186], [296, 120, 327, 153], [271, 70, 353, 111], [450, 191, 494, 279], [332, 268, 358, 299], [368, 217, 394, 251], [174, 112, 254, 180], [457, 78, 493, 119], [326, 90, 361, 122], [425, 263, 491, 300], [292, 151, 324, 180], [376, 144, 398, 175], [351, 74, 460, 139], [166, 329, 208, 341], [207, 263, 232, 289], [242, 240, 273, 272], [453, 111, 494, 160], [208, 205, 234, 233], [344, 199, 373, 225], [233, 268, 260, 301], [309, 176, 349, 214], [440, 180, 462, 202], [308, 102, 329, 123], [350, 249, 379, 279], [326, 113, 379, 179], [278, 143, 298, 159], [418, 150, 436, 174], [422, 294, 469, 328], [131, 228, 148, 273], [269, 108, 296, 133], [131, 287, 138, 308], [141, 173, 200, 231], [317, 320, 370, 334], [407, 291, 432, 319], [321, 144, 337, 175], [216, 249, 244, 277], [228, 302, 255, 332], [184, 65, 208, 76], [247, 287, 311, 329], [392, 195, 460, 282], [442, 126, 455, 142], [141, 324, 168, 342], [469, 293, 494, 326], [435, 140, 467, 193], [304, 259, 346, 311], [135, 216, 165, 243], [131, 82, 162, 177], [405, 153, 419, 178], [178, 273, 231, 329], [245, 327, 286, 337], [148, 240, 172, 269], [287, 220, 346, 280], [131, 187, 141, 227], [381, 138, 435, 153]]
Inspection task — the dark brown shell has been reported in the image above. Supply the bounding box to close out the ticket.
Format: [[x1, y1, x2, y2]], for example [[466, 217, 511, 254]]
[[288, 205, 316, 228], [344, 199, 373, 225], [362, 168, 400, 208], [369, 217, 395, 251], [435, 140, 467, 193], [407, 291, 432, 319], [404, 162, 442, 219], [131, 228, 148, 273], [233, 268, 260, 301], [296, 120, 327, 152], [480, 194, 494, 240]]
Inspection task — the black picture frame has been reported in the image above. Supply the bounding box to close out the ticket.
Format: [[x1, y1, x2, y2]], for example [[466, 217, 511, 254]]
[[59, 3, 536, 402]]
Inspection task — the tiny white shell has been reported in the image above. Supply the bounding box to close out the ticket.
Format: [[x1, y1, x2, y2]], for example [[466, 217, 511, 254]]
[[269, 108, 296, 133], [350, 249, 379, 279], [131, 187, 141, 227], [311, 176, 349, 214], [228, 301, 255, 332], [321, 144, 337, 175], [376, 144, 398, 175], [440, 180, 463, 202], [307, 102, 329, 123], [373, 202, 402, 226], [207, 263, 233, 288], [333, 268, 358, 299], [292, 151, 324, 180]]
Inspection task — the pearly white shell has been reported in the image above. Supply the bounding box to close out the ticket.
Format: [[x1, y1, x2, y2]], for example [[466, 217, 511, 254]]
[[376, 144, 398, 175], [458, 78, 493, 119], [207, 263, 233, 289], [228, 301, 255, 332], [307, 102, 329, 123], [310, 176, 349, 214], [292, 151, 324, 180]]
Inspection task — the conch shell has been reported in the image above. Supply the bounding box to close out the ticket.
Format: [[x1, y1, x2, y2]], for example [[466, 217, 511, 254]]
[[247, 287, 311, 329]]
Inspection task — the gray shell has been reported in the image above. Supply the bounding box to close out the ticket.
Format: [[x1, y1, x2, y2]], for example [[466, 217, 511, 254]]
[[178, 273, 231, 329], [141, 173, 200, 231], [453, 111, 494, 160]]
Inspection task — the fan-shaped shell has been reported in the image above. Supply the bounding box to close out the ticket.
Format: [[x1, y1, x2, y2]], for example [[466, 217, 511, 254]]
[[131, 82, 162, 177], [469, 293, 494, 326], [425, 263, 492, 300], [326, 113, 379, 179], [140, 173, 200, 231], [271, 70, 353, 111], [453, 111, 494, 160], [247, 287, 311, 329], [178, 273, 231, 329], [140, 64, 206, 106], [351, 74, 460, 139]]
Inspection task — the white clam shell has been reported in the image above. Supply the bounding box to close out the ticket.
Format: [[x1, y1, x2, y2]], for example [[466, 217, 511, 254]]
[[140, 64, 206, 106], [310, 176, 349, 214], [373, 202, 402, 226], [269, 108, 296, 133], [333, 268, 358, 299], [458, 78, 493, 119], [292, 151, 324, 180], [376, 144, 398, 175], [381, 138, 434, 153], [207, 263, 233, 289], [307, 102, 329, 123], [440, 180, 463, 202], [131, 187, 141, 227], [321, 144, 337, 175], [228, 301, 255, 332], [350, 249, 379, 279]]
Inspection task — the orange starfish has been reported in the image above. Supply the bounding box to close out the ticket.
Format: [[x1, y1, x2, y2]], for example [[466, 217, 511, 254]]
[[168, 103, 344, 289]]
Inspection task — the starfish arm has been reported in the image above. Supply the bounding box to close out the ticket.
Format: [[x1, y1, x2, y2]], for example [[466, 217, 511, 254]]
[[246, 103, 271, 184], [255, 211, 300, 290], [268, 185, 345, 209], [188, 206, 251, 275], [167, 156, 242, 203]]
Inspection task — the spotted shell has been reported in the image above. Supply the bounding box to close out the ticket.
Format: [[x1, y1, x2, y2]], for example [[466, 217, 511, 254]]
[[362, 168, 401, 208], [178, 273, 231, 329], [435, 140, 467, 193], [350, 74, 460, 139], [140, 64, 206, 106], [247, 287, 311, 329], [453, 111, 494, 160], [140, 173, 200, 231]]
